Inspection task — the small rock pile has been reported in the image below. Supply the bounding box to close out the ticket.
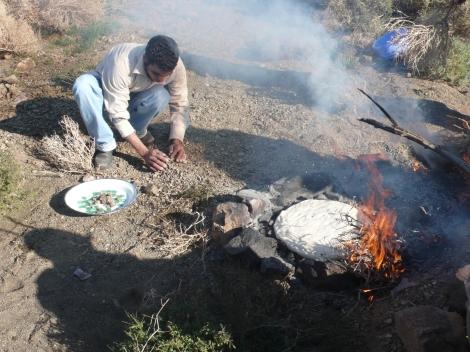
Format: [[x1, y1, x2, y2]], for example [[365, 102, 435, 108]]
[[0, 75, 19, 100], [210, 175, 357, 287]]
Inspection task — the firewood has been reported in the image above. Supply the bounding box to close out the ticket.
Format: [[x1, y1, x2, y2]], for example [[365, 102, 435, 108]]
[[358, 90, 470, 176]]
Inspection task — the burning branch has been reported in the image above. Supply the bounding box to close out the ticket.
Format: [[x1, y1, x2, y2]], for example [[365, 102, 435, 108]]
[[358, 90, 470, 176]]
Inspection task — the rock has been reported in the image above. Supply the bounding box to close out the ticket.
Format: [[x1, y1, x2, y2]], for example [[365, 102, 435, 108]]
[[16, 58, 36, 72], [456, 265, 470, 282], [224, 228, 277, 260], [1, 74, 18, 84], [295, 259, 319, 285], [295, 258, 358, 290], [212, 202, 251, 243], [0, 83, 7, 97], [395, 306, 468, 352], [81, 174, 96, 183], [443, 278, 467, 315], [141, 184, 160, 196], [391, 278, 418, 296], [261, 256, 294, 277], [236, 189, 273, 218], [271, 176, 316, 207]]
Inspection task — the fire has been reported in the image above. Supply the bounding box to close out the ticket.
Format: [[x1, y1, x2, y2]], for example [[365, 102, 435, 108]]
[[411, 160, 427, 173], [357, 154, 404, 280], [463, 153, 470, 165]]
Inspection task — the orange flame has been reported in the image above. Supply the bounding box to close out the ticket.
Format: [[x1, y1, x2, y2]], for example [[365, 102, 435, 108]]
[[411, 160, 427, 173], [357, 154, 404, 279]]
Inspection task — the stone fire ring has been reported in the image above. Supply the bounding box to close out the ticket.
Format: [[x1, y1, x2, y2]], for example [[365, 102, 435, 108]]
[[274, 199, 359, 261]]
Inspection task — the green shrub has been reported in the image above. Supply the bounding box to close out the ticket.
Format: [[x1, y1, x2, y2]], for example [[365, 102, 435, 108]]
[[0, 152, 20, 212], [53, 21, 118, 53], [71, 21, 118, 52], [112, 315, 235, 352], [440, 38, 470, 87]]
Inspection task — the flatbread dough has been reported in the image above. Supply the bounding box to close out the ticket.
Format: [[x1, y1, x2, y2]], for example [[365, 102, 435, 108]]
[[274, 199, 358, 261]]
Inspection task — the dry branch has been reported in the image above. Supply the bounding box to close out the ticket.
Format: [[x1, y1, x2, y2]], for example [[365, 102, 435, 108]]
[[358, 89, 398, 126], [359, 118, 470, 174], [358, 90, 470, 175]]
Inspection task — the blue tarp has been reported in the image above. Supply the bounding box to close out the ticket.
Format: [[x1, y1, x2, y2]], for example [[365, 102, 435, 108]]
[[372, 28, 408, 60]]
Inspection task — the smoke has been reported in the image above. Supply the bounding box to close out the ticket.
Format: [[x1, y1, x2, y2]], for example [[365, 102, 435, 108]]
[[123, 0, 358, 112]]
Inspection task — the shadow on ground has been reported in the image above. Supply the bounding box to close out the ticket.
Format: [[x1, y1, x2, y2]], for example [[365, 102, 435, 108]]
[[24, 227, 368, 352], [372, 96, 470, 134], [0, 97, 81, 138]]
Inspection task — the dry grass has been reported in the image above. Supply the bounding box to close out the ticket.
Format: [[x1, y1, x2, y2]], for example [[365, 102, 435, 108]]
[[385, 16, 442, 73], [146, 211, 209, 258], [325, 0, 393, 41], [39, 115, 94, 173], [0, 1, 40, 55], [5, 0, 105, 33]]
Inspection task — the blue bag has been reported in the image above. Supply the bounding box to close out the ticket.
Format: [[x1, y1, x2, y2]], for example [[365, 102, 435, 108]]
[[372, 28, 408, 60]]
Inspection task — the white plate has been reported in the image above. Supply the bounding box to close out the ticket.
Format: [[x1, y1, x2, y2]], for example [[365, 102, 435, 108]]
[[64, 179, 138, 215]]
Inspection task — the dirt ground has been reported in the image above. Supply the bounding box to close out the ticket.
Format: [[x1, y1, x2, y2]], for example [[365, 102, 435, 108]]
[[0, 3, 470, 351]]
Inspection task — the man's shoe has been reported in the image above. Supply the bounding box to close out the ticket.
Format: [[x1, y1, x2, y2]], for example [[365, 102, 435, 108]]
[[93, 150, 114, 170], [140, 132, 155, 148]]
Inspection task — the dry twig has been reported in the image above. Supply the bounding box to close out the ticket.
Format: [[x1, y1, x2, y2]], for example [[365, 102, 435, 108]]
[[147, 211, 208, 257], [140, 298, 170, 352]]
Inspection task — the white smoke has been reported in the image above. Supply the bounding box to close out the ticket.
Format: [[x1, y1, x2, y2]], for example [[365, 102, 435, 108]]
[[122, 0, 358, 112]]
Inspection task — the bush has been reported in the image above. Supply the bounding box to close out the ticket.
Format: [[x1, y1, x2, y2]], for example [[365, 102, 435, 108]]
[[0, 151, 20, 212], [440, 38, 470, 87], [0, 0, 40, 55], [112, 314, 235, 352], [5, 0, 105, 33], [326, 0, 393, 35]]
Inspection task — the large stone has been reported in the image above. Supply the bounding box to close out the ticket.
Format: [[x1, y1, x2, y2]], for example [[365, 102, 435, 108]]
[[1, 74, 18, 84], [295, 258, 357, 290], [224, 228, 277, 260], [236, 189, 274, 218], [212, 202, 251, 243], [16, 58, 36, 72], [260, 256, 295, 277], [394, 306, 468, 352], [444, 278, 468, 315]]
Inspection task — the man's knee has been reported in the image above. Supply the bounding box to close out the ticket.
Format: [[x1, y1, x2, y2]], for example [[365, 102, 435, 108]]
[[72, 74, 101, 99], [133, 87, 170, 114]]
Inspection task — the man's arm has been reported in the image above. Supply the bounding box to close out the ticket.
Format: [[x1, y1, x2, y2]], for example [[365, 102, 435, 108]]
[[126, 133, 169, 171], [166, 59, 190, 162]]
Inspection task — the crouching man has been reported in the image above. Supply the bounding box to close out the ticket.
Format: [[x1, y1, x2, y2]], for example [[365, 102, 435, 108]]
[[73, 35, 189, 171]]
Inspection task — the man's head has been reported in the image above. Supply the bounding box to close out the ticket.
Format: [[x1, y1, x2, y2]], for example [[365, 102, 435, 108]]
[[144, 35, 180, 83]]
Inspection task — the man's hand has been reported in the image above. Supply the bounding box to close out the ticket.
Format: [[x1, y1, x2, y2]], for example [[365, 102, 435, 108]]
[[169, 139, 187, 163], [143, 148, 169, 172]]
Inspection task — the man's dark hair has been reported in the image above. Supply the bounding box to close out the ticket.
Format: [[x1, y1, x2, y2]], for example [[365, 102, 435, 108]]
[[145, 35, 180, 72]]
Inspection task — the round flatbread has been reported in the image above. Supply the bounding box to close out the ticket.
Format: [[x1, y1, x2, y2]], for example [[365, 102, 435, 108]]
[[274, 199, 358, 261]]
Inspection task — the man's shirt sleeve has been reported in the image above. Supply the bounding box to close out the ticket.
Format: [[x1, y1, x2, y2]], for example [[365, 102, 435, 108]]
[[167, 60, 190, 141], [101, 57, 136, 138]]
